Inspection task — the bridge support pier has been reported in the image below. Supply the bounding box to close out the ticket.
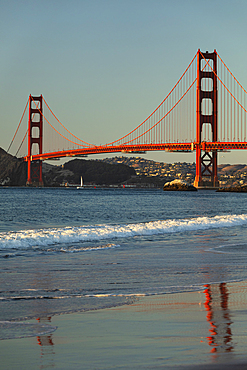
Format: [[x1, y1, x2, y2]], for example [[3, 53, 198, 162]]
[[26, 95, 44, 187], [194, 49, 219, 189]]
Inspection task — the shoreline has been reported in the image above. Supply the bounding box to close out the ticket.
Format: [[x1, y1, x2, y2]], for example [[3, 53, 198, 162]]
[[2, 280, 247, 369]]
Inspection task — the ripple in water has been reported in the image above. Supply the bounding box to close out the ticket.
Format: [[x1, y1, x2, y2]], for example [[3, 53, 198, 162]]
[[0, 321, 57, 340], [207, 243, 247, 254]]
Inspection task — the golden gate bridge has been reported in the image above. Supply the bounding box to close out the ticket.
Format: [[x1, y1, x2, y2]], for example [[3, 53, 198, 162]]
[[7, 49, 247, 188]]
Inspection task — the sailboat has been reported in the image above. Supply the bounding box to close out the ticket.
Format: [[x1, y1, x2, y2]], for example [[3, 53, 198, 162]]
[[77, 176, 84, 189]]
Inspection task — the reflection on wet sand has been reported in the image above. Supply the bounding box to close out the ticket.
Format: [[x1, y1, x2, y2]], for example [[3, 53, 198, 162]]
[[32, 282, 239, 368], [204, 283, 233, 354], [36, 317, 55, 370]]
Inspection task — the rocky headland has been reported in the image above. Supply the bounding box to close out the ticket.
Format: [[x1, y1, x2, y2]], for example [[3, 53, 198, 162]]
[[217, 185, 247, 192], [163, 179, 197, 191]]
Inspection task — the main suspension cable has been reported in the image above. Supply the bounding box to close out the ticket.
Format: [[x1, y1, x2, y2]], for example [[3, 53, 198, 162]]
[[7, 99, 29, 153]]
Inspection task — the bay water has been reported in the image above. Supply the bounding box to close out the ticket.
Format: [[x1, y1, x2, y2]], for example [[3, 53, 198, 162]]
[[1, 187, 247, 339]]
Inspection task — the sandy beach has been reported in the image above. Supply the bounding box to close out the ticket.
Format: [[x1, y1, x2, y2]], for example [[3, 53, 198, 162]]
[[1, 281, 247, 369]]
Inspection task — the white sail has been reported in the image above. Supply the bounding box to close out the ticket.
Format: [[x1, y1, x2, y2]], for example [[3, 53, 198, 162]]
[[77, 176, 84, 189]]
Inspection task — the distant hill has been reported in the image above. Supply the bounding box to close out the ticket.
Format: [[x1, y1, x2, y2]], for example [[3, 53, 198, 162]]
[[0, 149, 136, 186], [63, 159, 136, 185], [218, 164, 247, 174], [99, 156, 247, 187], [0, 148, 26, 186], [1, 148, 247, 187]]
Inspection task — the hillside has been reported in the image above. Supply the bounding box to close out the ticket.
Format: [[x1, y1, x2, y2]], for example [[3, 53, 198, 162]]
[[1, 147, 247, 187], [99, 156, 247, 187], [0, 149, 136, 186], [63, 159, 136, 185], [0, 148, 26, 186]]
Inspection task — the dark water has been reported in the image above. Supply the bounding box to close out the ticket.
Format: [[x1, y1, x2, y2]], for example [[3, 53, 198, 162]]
[[1, 187, 247, 338]]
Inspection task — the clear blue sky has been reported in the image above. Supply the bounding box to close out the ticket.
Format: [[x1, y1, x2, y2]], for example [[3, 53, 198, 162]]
[[1, 0, 247, 164]]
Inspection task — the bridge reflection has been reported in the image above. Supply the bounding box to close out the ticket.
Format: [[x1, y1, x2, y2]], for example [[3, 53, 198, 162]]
[[36, 316, 55, 370], [33, 282, 235, 366], [204, 283, 233, 354]]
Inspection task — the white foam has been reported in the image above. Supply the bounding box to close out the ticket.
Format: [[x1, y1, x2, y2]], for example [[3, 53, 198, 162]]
[[1, 214, 247, 250]]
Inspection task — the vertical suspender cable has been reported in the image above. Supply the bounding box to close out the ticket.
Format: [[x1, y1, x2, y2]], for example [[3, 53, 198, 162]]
[[241, 86, 242, 141], [238, 83, 240, 141], [222, 63, 225, 141], [245, 90, 246, 141], [168, 93, 170, 142], [233, 72, 235, 141], [227, 67, 229, 141]]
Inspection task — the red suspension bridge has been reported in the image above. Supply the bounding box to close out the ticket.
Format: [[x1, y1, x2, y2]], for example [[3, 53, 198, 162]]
[[7, 49, 247, 188]]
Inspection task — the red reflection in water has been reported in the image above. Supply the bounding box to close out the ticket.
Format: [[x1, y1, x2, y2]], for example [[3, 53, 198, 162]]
[[204, 283, 233, 354], [36, 316, 54, 347], [36, 316, 55, 369]]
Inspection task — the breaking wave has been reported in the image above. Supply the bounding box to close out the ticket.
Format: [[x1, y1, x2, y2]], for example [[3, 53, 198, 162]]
[[1, 213, 247, 250]]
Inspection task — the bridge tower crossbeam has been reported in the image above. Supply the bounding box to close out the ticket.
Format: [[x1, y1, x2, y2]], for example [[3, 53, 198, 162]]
[[194, 49, 219, 189]]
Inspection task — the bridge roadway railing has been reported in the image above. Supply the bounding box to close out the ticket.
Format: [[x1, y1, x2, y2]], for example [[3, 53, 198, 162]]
[[23, 143, 194, 161], [22, 141, 247, 162]]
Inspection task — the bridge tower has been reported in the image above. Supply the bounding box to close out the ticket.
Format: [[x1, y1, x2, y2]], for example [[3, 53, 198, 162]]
[[26, 95, 44, 186], [194, 50, 219, 188]]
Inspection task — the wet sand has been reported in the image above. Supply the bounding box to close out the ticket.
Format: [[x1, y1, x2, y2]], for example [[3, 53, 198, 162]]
[[2, 281, 247, 369]]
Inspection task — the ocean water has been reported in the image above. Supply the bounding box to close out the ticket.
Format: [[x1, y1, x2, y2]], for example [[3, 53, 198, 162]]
[[1, 187, 247, 339]]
